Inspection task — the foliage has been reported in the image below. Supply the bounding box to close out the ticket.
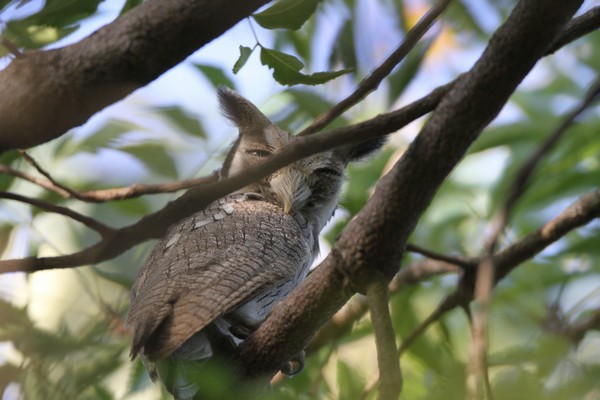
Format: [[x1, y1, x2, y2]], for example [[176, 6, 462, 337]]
[[0, 0, 599, 399]]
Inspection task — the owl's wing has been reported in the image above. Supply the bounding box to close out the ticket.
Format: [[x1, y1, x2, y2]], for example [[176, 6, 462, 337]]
[[126, 197, 313, 360]]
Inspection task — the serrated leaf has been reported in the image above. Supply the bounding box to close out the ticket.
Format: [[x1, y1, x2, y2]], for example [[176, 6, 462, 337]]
[[260, 47, 351, 86], [118, 143, 178, 179], [152, 106, 206, 139], [193, 63, 235, 90], [253, 0, 320, 30], [233, 45, 254, 74]]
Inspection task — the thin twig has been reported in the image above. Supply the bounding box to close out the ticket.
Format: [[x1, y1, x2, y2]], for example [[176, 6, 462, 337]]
[[466, 76, 600, 400], [406, 242, 475, 268], [467, 257, 495, 400], [78, 173, 219, 202], [366, 277, 402, 400], [1, 38, 22, 58], [0, 164, 72, 197], [0, 158, 219, 202], [308, 259, 462, 355], [0, 192, 114, 237], [298, 0, 453, 136], [18, 150, 82, 199]]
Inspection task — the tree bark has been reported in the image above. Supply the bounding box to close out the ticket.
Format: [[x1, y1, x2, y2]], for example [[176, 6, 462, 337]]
[[236, 0, 584, 378], [0, 0, 269, 151]]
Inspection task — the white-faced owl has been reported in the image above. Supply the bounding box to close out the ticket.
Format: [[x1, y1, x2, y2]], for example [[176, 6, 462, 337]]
[[126, 87, 384, 399]]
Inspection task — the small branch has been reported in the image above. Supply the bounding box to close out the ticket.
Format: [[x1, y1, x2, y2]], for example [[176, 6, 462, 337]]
[[0, 192, 114, 237], [406, 242, 475, 268], [467, 257, 495, 400], [0, 164, 72, 197], [78, 173, 219, 202], [0, 158, 220, 202], [494, 189, 600, 282], [298, 0, 453, 136], [501, 75, 600, 225], [366, 277, 402, 400], [19, 150, 83, 199], [548, 6, 600, 54], [390, 259, 463, 290], [308, 259, 461, 354], [398, 288, 469, 354], [1, 38, 22, 58], [563, 308, 600, 343]]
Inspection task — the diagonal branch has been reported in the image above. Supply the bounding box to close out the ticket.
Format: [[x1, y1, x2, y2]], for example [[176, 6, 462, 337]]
[[235, 0, 584, 378], [0, 158, 219, 202], [0, 0, 270, 151], [0, 192, 114, 237], [548, 6, 600, 54], [299, 0, 452, 136]]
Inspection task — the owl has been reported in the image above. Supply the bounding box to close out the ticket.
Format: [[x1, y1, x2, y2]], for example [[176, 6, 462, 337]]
[[126, 87, 384, 399]]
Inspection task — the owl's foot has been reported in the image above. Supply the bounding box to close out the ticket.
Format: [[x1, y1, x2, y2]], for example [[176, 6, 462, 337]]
[[280, 350, 305, 377], [229, 324, 255, 340]]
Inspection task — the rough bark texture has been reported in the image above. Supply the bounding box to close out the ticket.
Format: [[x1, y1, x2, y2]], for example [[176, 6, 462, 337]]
[[236, 0, 583, 378], [0, 0, 269, 151]]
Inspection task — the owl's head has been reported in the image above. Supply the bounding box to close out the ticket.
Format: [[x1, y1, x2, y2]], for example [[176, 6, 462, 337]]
[[218, 87, 383, 233]]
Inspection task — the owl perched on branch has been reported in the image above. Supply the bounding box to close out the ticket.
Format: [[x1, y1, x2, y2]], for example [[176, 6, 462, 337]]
[[126, 87, 384, 399]]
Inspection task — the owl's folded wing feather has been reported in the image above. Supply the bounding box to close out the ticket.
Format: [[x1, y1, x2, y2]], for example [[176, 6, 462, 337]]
[[126, 199, 313, 361]]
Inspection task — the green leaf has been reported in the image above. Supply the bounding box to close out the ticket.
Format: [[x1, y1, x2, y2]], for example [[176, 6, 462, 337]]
[[253, 0, 320, 30], [193, 63, 236, 90], [336, 359, 366, 400], [118, 143, 178, 179], [54, 120, 137, 158], [125, 359, 153, 396], [329, 19, 357, 70], [260, 47, 351, 86], [3, 0, 104, 49], [0, 0, 13, 12], [152, 106, 206, 138], [233, 45, 254, 74]]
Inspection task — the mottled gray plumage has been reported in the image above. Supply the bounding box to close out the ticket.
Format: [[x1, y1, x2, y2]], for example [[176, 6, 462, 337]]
[[126, 87, 384, 399]]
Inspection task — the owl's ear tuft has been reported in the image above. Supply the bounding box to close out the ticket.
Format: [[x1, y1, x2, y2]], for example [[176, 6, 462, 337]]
[[335, 136, 386, 162], [218, 86, 272, 133]]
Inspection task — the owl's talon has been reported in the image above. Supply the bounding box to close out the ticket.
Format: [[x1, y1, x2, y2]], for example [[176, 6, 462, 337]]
[[280, 350, 305, 377], [230, 324, 255, 340]]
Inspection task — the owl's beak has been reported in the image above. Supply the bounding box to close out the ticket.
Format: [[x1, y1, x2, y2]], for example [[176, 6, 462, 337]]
[[283, 199, 293, 214]]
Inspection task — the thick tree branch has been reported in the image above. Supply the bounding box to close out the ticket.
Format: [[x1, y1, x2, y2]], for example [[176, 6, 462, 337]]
[[235, 0, 583, 378], [0, 0, 269, 151]]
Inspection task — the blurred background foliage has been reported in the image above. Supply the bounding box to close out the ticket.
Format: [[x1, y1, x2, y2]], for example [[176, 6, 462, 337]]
[[1, 0, 599, 399]]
